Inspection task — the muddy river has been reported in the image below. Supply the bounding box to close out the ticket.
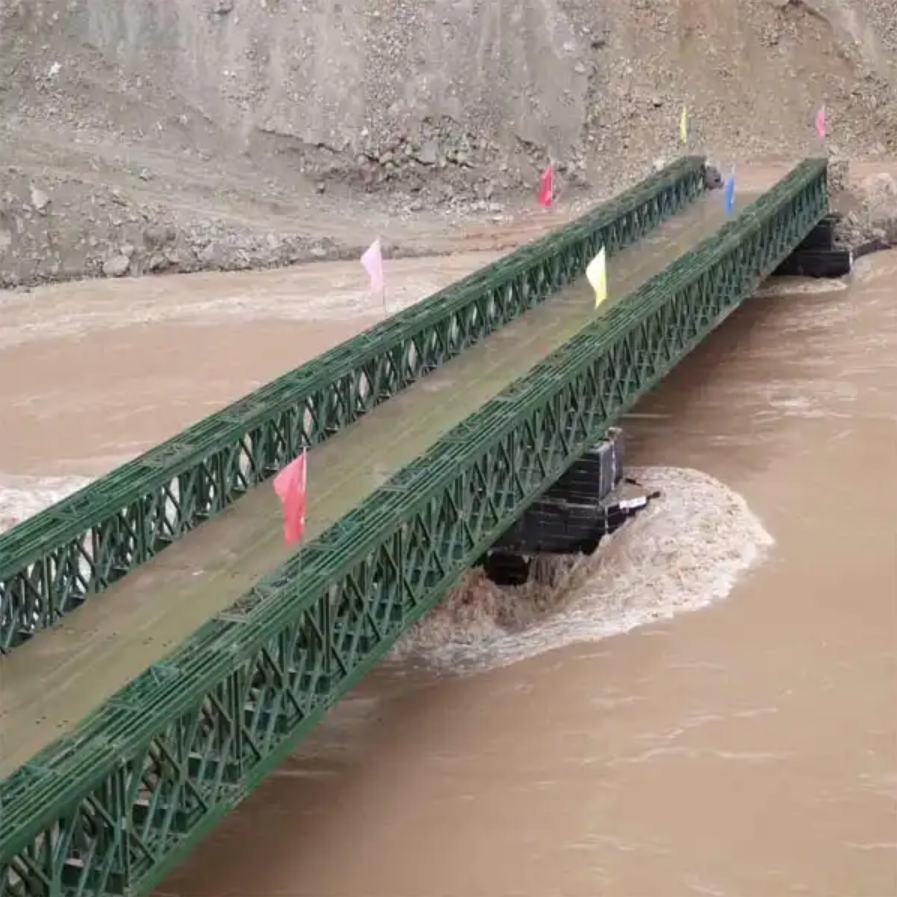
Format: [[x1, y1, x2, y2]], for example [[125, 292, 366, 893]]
[[1, 244, 894, 896]]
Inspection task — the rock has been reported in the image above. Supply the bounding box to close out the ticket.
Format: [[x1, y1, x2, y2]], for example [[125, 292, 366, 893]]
[[415, 140, 439, 165], [704, 165, 723, 189], [143, 224, 176, 249], [828, 160, 850, 194], [834, 172, 897, 251], [120, 243, 135, 258], [198, 241, 228, 267], [0, 229, 11, 253], [30, 186, 50, 212], [147, 254, 170, 272], [102, 254, 131, 277]]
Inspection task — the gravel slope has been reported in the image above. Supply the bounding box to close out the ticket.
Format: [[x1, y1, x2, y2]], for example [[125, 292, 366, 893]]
[[0, 0, 893, 287]]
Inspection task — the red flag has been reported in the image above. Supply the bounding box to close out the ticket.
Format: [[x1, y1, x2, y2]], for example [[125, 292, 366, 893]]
[[273, 449, 307, 545], [538, 166, 552, 207]]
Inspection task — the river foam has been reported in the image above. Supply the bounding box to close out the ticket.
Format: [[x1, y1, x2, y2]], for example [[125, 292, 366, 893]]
[[391, 466, 774, 674], [0, 473, 92, 534], [0, 467, 773, 678]]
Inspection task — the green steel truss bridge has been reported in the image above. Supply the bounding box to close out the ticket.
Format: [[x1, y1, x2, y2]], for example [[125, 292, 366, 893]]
[[0, 156, 828, 897]]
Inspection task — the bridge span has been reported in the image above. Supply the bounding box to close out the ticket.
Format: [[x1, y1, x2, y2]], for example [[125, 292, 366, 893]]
[[0, 156, 829, 897]]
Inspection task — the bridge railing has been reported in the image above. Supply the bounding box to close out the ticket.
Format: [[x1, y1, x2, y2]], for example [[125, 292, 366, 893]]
[[0, 157, 707, 651], [0, 159, 827, 897]]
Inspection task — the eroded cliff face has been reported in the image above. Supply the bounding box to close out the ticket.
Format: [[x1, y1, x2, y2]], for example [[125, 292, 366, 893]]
[[0, 0, 893, 288], [2, 0, 894, 181]]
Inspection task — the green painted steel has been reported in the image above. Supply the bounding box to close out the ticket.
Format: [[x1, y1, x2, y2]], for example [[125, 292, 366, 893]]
[[0, 158, 707, 653], [0, 158, 827, 897]]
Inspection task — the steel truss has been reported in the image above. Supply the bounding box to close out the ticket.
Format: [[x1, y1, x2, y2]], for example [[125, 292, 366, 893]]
[[0, 158, 707, 652], [0, 158, 828, 897]]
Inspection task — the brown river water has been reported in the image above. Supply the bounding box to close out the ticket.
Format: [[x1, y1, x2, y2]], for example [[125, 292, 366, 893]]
[[0, 245, 894, 896]]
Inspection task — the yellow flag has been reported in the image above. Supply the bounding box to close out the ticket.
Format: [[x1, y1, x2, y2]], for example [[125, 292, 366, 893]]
[[585, 246, 608, 310], [679, 105, 688, 145]]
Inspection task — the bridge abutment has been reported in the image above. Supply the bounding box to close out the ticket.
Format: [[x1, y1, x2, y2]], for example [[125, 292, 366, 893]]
[[773, 213, 852, 278]]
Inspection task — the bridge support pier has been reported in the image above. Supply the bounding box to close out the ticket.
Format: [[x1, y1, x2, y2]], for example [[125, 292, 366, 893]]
[[478, 429, 658, 586]]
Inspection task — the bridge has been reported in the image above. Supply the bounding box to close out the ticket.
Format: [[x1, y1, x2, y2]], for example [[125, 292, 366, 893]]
[[0, 155, 829, 897]]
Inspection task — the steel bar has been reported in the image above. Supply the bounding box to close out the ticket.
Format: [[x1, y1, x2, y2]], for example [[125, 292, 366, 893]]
[[0, 158, 707, 652], [0, 158, 827, 897]]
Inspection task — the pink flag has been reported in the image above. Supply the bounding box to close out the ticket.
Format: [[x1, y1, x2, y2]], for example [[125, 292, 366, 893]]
[[538, 166, 552, 207], [273, 449, 307, 545], [361, 238, 384, 295], [815, 105, 826, 140]]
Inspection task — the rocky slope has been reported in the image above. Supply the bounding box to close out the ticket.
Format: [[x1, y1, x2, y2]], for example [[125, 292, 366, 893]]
[[0, 0, 894, 287]]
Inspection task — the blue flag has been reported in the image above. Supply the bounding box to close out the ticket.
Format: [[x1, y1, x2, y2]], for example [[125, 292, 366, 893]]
[[723, 176, 735, 215]]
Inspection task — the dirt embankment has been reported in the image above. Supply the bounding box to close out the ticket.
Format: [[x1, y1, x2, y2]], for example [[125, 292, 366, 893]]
[[0, 0, 894, 288], [833, 170, 897, 252]]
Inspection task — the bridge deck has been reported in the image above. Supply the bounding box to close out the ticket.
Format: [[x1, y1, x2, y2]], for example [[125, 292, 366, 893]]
[[0, 190, 756, 777]]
